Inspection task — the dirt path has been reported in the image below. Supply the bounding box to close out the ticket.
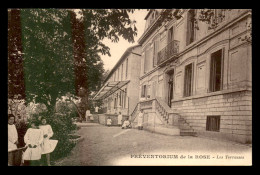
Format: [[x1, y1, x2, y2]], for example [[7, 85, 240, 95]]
[[54, 124, 252, 166]]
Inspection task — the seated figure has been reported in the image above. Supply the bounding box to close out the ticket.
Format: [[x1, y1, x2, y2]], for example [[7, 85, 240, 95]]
[[122, 118, 131, 129]]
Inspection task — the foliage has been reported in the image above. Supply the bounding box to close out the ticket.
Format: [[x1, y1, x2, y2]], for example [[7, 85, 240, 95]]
[[14, 9, 138, 114], [80, 9, 138, 99], [37, 112, 77, 161], [20, 9, 75, 112]]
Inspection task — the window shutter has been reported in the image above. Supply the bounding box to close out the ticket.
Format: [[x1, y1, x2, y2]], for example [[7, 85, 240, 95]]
[[153, 40, 159, 67], [184, 63, 193, 97]]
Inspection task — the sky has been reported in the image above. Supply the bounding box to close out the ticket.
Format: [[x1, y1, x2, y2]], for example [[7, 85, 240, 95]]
[[100, 9, 148, 71]]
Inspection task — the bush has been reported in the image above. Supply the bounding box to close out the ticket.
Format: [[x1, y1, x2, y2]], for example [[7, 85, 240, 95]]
[[38, 112, 78, 161]]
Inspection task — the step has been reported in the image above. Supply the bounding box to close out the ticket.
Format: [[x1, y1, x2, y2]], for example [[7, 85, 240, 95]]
[[180, 131, 197, 136], [145, 126, 180, 136], [180, 128, 194, 132], [179, 125, 192, 130]]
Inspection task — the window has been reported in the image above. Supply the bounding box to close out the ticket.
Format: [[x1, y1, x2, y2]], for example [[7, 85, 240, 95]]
[[117, 68, 120, 81], [108, 98, 111, 110], [153, 35, 160, 67], [114, 97, 117, 109], [186, 10, 196, 45], [121, 63, 123, 81], [143, 52, 147, 74], [141, 54, 145, 75], [119, 91, 122, 106], [144, 46, 153, 73], [141, 85, 146, 98], [122, 91, 124, 108], [168, 26, 174, 43], [144, 49, 148, 73], [209, 49, 223, 92], [126, 58, 128, 79], [184, 63, 193, 97], [206, 116, 220, 132], [124, 88, 127, 108], [151, 81, 156, 99]]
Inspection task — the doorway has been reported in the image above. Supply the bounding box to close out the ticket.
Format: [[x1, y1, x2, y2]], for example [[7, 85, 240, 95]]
[[166, 69, 174, 107]]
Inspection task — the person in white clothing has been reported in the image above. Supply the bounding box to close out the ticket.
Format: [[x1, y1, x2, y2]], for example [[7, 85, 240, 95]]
[[95, 106, 99, 114], [39, 117, 58, 166], [23, 120, 44, 166], [117, 112, 123, 126], [8, 114, 18, 151], [122, 117, 131, 129], [137, 110, 144, 130], [107, 117, 112, 126]]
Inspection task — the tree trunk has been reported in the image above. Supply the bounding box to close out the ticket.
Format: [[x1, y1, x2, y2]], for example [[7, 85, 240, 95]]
[[45, 95, 58, 116]]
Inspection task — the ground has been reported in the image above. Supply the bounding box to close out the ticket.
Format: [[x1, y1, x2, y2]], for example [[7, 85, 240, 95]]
[[53, 123, 252, 166]]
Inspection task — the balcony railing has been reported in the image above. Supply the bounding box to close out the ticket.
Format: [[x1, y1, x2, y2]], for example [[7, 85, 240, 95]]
[[157, 40, 180, 65]]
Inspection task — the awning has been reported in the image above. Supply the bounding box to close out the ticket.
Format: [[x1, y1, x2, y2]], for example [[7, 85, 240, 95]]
[[93, 80, 130, 100]]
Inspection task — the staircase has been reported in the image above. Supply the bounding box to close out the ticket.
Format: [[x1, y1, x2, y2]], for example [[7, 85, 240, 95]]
[[130, 103, 140, 128], [155, 97, 196, 136], [130, 97, 197, 136], [178, 117, 197, 136]]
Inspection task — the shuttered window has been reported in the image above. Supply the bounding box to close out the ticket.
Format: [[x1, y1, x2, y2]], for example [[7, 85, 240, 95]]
[[153, 35, 160, 67], [124, 88, 127, 108], [114, 97, 117, 109], [209, 49, 223, 92], [184, 63, 193, 97], [126, 58, 128, 79], [121, 63, 123, 81], [119, 91, 121, 106], [141, 85, 146, 98], [186, 10, 196, 45], [206, 116, 220, 132]]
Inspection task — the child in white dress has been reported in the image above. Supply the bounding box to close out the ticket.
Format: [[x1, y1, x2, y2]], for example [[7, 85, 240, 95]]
[[39, 117, 58, 166], [138, 110, 144, 130], [23, 120, 43, 166], [117, 112, 122, 126], [122, 118, 131, 129], [8, 114, 18, 151], [107, 117, 112, 126]]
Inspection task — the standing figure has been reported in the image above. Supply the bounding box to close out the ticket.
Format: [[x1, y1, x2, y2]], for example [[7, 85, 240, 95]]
[[107, 117, 112, 127], [39, 117, 58, 166], [8, 114, 18, 151], [23, 120, 43, 166], [137, 110, 144, 130], [95, 106, 99, 114], [117, 112, 123, 127]]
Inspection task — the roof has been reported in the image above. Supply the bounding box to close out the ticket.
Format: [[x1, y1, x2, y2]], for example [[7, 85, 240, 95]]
[[93, 80, 130, 100], [144, 10, 153, 20], [103, 45, 141, 83]]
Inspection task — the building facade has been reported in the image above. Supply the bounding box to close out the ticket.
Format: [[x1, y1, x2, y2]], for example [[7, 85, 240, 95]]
[[93, 45, 141, 124], [131, 9, 252, 143]]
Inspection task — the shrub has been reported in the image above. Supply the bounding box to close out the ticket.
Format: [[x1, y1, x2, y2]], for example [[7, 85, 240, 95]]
[[38, 112, 78, 161]]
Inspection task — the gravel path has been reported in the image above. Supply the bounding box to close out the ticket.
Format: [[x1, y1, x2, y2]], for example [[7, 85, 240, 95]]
[[54, 124, 252, 166]]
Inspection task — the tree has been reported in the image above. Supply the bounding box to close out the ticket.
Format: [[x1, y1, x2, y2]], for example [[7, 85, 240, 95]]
[[8, 9, 26, 100], [71, 9, 138, 117], [15, 9, 138, 114], [20, 9, 75, 113]]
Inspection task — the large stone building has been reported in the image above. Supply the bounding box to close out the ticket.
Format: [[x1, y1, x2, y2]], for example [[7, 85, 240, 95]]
[[131, 9, 252, 144], [93, 45, 141, 125]]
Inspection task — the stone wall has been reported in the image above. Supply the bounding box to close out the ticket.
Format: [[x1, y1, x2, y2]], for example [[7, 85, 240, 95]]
[[172, 90, 252, 143], [98, 114, 129, 126], [98, 114, 106, 125]]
